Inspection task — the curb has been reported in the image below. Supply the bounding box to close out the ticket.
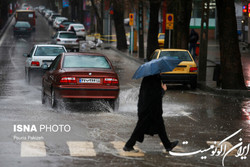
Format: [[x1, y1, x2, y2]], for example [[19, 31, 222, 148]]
[[110, 47, 250, 97], [198, 82, 250, 98], [0, 14, 15, 39], [110, 47, 144, 64]]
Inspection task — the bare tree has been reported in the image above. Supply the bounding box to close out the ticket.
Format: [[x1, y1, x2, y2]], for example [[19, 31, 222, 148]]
[[90, 0, 103, 35], [146, 0, 161, 60], [164, 0, 192, 49], [112, 0, 127, 50], [216, 0, 246, 89]]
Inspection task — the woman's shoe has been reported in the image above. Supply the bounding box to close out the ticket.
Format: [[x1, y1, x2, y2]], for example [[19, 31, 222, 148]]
[[166, 140, 179, 152], [123, 146, 139, 153]]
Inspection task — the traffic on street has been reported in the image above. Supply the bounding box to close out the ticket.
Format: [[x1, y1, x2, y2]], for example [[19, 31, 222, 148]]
[[0, 1, 250, 167]]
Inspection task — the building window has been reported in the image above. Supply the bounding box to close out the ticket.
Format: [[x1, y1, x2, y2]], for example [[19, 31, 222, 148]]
[[190, 0, 216, 29]]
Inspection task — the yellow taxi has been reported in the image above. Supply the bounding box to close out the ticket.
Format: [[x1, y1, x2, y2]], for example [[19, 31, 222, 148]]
[[158, 33, 165, 48], [150, 49, 198, 89]]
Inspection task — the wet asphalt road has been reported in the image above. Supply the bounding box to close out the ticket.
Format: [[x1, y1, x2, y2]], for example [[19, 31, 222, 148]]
[[0, 13, 250, 167]]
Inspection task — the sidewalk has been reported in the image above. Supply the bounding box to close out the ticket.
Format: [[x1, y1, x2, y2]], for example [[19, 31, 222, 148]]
[[110, 40, 250, 98], [0, 14, 14, 39]]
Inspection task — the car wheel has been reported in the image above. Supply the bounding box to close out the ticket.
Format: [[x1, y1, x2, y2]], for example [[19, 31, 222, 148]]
[[190, 80, 197, 89], [109, 98, 119, 111], [50, 88, 57, 108]]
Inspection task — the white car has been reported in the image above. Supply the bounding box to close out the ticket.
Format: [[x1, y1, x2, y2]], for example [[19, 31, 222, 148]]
[[48, 13, 61, 25], [24, 44, 67, 84], [45, 10, 53, 19], [52, 31, 79, 51], [38, 6, 45, 13], [67, 23, 86, 40], [53, 17, 68, 29]]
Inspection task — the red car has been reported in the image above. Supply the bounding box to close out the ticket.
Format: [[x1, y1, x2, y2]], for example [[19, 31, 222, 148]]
[[41, 52, 120, 110]]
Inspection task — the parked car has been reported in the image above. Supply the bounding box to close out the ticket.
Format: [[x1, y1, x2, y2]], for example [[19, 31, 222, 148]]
[[58, 20, 75, 31], [23, 44, 67, 83], [53, 17, 68, 29], [150, 49, 198, 89], [48, 13, 61, 25], [13, 21, 32, 36], [44, 10, 53, 19], [66, 23, 86, 40], [52, 31, 79, 51], [41, 52, 120, 110], [38, 6, 45, 13]]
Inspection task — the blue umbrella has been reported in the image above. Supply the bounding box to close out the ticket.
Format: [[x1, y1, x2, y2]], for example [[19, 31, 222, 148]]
[[132, 56, 182, 79]]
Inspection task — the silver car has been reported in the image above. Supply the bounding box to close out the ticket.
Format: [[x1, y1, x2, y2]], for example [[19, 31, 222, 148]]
[[24, 44, 67, 84], [52, 31, 79, 51]]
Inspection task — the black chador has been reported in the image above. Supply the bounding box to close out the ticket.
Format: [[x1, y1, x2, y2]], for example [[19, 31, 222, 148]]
[[124, 74, 178, 152]]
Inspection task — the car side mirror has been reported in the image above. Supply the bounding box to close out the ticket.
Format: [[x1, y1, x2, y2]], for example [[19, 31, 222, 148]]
[[41, 64, 49, 70], [23, 53, 29, 57]]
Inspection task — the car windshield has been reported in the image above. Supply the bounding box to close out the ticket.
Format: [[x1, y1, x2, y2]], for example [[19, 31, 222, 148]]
[[63, 55, 111, 69], [34, 46, 65, 56], [52, 15, 60, 19], [62, 22, 73, 26], [159, 51, 192, 61], [59, 33, 77, 38], [15, 22, 31, 28], [57, 18, 67, 22]]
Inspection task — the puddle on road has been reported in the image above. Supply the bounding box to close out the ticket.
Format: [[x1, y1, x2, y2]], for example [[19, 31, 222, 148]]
[[118, 88, 192, 118]]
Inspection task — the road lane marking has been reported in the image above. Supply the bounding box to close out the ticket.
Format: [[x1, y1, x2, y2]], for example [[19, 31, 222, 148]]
[[111, 141, 144, 157], [67, 141, 96, 157], [21, 141, 46, 157]]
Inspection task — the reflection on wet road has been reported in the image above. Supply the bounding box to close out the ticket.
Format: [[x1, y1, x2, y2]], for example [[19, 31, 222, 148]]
[[0, 12, 250, 167]]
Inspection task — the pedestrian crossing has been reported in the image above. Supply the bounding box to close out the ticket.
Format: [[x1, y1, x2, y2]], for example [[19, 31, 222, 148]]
[[21, 141, 46, 157], [18, 140, 236, 158], [67, 141, 96, 157], [19, 141, 152, 158], [111, 141, 144, 157]]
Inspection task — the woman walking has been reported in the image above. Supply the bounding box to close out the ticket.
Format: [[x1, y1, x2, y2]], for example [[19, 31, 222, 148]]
[[123, 74, 178, 152]]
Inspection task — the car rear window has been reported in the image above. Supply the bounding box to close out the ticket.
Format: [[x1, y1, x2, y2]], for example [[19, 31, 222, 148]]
[[59, 33, 77, 38], [72, 25, 84, 29], [16, 12, 34, 19], [34, 46, 66, 56], [63, 55, 111, 69], [159, 34, 165, 39], [56, 18, 67, 22], [15, 22, 31, 28], [52, 15, 61, 19], [62, 21, 73, 25], [159, 51, 192, 61]]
